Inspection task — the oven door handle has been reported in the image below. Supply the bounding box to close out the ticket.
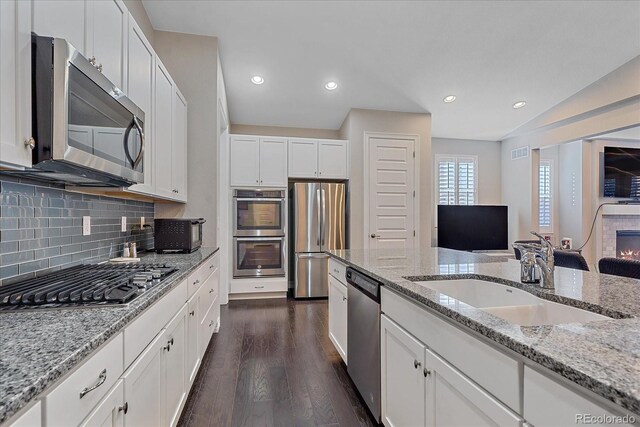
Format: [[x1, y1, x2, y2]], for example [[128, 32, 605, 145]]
[[235, 237, 284, 242], [235, 198, 285, 202]]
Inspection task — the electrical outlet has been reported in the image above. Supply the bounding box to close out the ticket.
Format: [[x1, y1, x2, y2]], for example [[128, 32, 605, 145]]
[[121, 216, 127, 232], [82, 216, 91, 236], [140, 216, 145, 227]]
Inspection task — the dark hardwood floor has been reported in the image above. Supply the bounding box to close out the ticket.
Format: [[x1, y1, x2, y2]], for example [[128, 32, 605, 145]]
[[178, 298, 377, 427]]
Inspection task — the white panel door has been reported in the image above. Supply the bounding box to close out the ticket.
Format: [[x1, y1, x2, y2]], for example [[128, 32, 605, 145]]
[[126, 19, 155, 195], [425, 348, 522, 427], [230, 135, 260, 186], [259, 137, 287, 187], [186, 294, 200, 386], [288, 139, 318, 178], [154, 60, 174, 199], [318, 140, 348, 179], [87, 0, 126, 89], [328, 276, 348, 364], [172, 89, 188, 201], [163, 306, 187, 427], [122, 332, 164, 427], [0, 0, 32, 168], [369, 137, 415, 250], [32, 0, 87, 55], [79, 380, 125, 427], [381, 314, 426, 427]]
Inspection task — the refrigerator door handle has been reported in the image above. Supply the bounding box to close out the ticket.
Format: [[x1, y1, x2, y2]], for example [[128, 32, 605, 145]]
[[316, 188, 322, 247], [321, 187, 326, 247]]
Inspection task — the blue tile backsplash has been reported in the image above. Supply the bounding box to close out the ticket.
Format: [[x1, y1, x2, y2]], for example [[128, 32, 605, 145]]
[[0, 176, 154, 286]]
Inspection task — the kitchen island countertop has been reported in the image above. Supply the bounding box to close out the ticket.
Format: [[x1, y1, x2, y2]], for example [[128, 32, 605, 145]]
[[0, 247, 219, 425], [327, 247, 640, 415]]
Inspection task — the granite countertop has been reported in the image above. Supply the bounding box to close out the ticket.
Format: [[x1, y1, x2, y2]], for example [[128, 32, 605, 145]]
[[0, 247, 219, 424], [327, 247, 640, 415]]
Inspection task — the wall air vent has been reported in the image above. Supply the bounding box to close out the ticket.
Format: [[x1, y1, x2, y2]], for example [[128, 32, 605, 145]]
[[511, 146, 529, 160]]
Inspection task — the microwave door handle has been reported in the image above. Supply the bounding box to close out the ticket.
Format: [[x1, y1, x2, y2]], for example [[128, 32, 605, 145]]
[[123, 117, 145, 169]]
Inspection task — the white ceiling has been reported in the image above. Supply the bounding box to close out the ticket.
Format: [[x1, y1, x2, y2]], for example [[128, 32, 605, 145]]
[[142, 1, 640, 140]]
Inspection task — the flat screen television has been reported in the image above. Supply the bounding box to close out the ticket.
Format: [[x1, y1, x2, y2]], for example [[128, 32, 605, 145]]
[[603, 147, 640, 199], [437, 205, 508, 251]]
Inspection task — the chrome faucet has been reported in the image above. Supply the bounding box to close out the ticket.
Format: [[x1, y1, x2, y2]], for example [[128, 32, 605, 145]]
[[512, 232, 555, 289]]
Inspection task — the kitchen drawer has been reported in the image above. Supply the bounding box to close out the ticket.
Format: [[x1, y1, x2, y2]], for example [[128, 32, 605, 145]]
[[381, 287, 521, 412], [198, 278, 217, 324], [199, 293, 219, 356], [187, 256, 218, 298], [44, 333, 124, 427], [124, 279, 188, 367], [8, 401, 41, 427], [523, 366, 632, 426], [328, 258, 347, 284], [231, 279, 287, 294]]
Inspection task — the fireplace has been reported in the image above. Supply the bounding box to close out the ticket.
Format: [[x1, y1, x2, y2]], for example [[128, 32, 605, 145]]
[[616, 230, 640, 260]]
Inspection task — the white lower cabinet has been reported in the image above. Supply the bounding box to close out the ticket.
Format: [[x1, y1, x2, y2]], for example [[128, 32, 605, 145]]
[[121, 331, 164, 427], [186, 292, 201, 386], [328, 275, 348, 364], [8, 402, 40, 427], [80, 380, 125, 427], [163, 306, 188, 427], [381, 315, 426, 427]]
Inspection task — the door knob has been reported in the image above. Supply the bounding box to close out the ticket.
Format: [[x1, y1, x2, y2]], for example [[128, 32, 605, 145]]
[[370, 233, 379, 238]]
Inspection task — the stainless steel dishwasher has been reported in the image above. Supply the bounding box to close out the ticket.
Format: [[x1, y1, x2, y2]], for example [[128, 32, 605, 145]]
[[346, 267, 382, 423]]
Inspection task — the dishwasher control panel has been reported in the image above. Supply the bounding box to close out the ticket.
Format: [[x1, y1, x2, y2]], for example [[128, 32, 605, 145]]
[[346, 267, 380, 301]]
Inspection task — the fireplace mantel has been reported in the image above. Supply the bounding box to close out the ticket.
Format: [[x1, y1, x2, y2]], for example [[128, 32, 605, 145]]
[[602, 204, 640, 216]]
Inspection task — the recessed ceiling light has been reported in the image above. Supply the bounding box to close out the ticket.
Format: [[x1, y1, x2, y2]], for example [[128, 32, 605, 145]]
[[251, 75, 264, 85], [443, 95, 456, 103], [512, 101, 527, 109], [324, 81, 338, 91]]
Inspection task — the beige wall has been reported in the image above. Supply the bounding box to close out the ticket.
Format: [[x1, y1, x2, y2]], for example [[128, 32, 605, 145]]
[[229, 124, 339, 139], [153, 31, 220, 248], [123, 0, 155, 45], [501, 56, 640, 243], [339, 108, 432, 249]]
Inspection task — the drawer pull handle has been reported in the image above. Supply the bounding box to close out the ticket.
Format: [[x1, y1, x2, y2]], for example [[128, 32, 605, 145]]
[[80, 369, 107, 399], [423, 368, 431, 377], [118, 402, 129, 414], [169, 338, 174, 346], [163, 343, 171, 352], [209, 288, 214, 293], [342, 296, 347, 301], [209, 264, 214, 269], [414, 360, 421, 369], [255, 286, 264, 289], [209, 320, 214, 327], [189, 310, 195, 316], [193, 279, 200, 285]]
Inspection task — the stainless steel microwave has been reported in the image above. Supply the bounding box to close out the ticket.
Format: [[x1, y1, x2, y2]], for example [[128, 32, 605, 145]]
[[21, 34, 145, 186]]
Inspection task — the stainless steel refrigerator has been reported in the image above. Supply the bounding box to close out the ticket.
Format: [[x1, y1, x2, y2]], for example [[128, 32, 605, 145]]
[[292, 182, 346, 298]]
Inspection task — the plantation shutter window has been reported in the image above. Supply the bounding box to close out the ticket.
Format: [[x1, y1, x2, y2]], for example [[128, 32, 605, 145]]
[[436, 155, 477, 206], [539, 160, 552, 229]]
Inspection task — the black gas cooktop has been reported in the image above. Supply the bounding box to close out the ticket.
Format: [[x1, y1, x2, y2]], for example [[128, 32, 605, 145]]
[[0, 263, 178, 311]]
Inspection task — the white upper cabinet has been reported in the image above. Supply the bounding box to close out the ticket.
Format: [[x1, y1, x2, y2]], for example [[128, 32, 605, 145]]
[[172, 89, 188, 201], [126, 18, 155, 196], [230, 135, 261, 186], [288, 139, 319, 178], [32, 0, 87, 54], [318, 139, 348, 179], [0, 0, 32, 169], [154, 59, 175, 200], [86, 0, 127, 89], [258, 137, 287, 186]]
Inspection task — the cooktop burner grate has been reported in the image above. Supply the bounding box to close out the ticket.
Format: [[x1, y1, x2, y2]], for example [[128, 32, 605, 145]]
[[0, 263, 178, 311]]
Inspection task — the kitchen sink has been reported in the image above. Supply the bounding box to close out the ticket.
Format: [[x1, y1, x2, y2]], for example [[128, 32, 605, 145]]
[[414, 279, 608, 326]]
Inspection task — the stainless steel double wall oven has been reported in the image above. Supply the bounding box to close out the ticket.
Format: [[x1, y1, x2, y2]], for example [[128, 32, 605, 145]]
[[233, 189, 286, 278]]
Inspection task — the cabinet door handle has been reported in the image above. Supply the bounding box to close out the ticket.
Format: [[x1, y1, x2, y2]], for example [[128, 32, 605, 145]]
[[209, 288, 214, 293], [414, 360, 421, 369], [97, 64, 103, 72], [189, 310, 195, 316], [193, 279, 200, 285], [342, 296, 347, 301], [79, 369, 107, 399], [169, 338, 174, 346], [209, 264, 214, 269], [163, 342, 171, 352], [118, 402, 129, 414], [423, 368, 431, 377], [209, 320, 214, 327], [24, 137, 35, 149]]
